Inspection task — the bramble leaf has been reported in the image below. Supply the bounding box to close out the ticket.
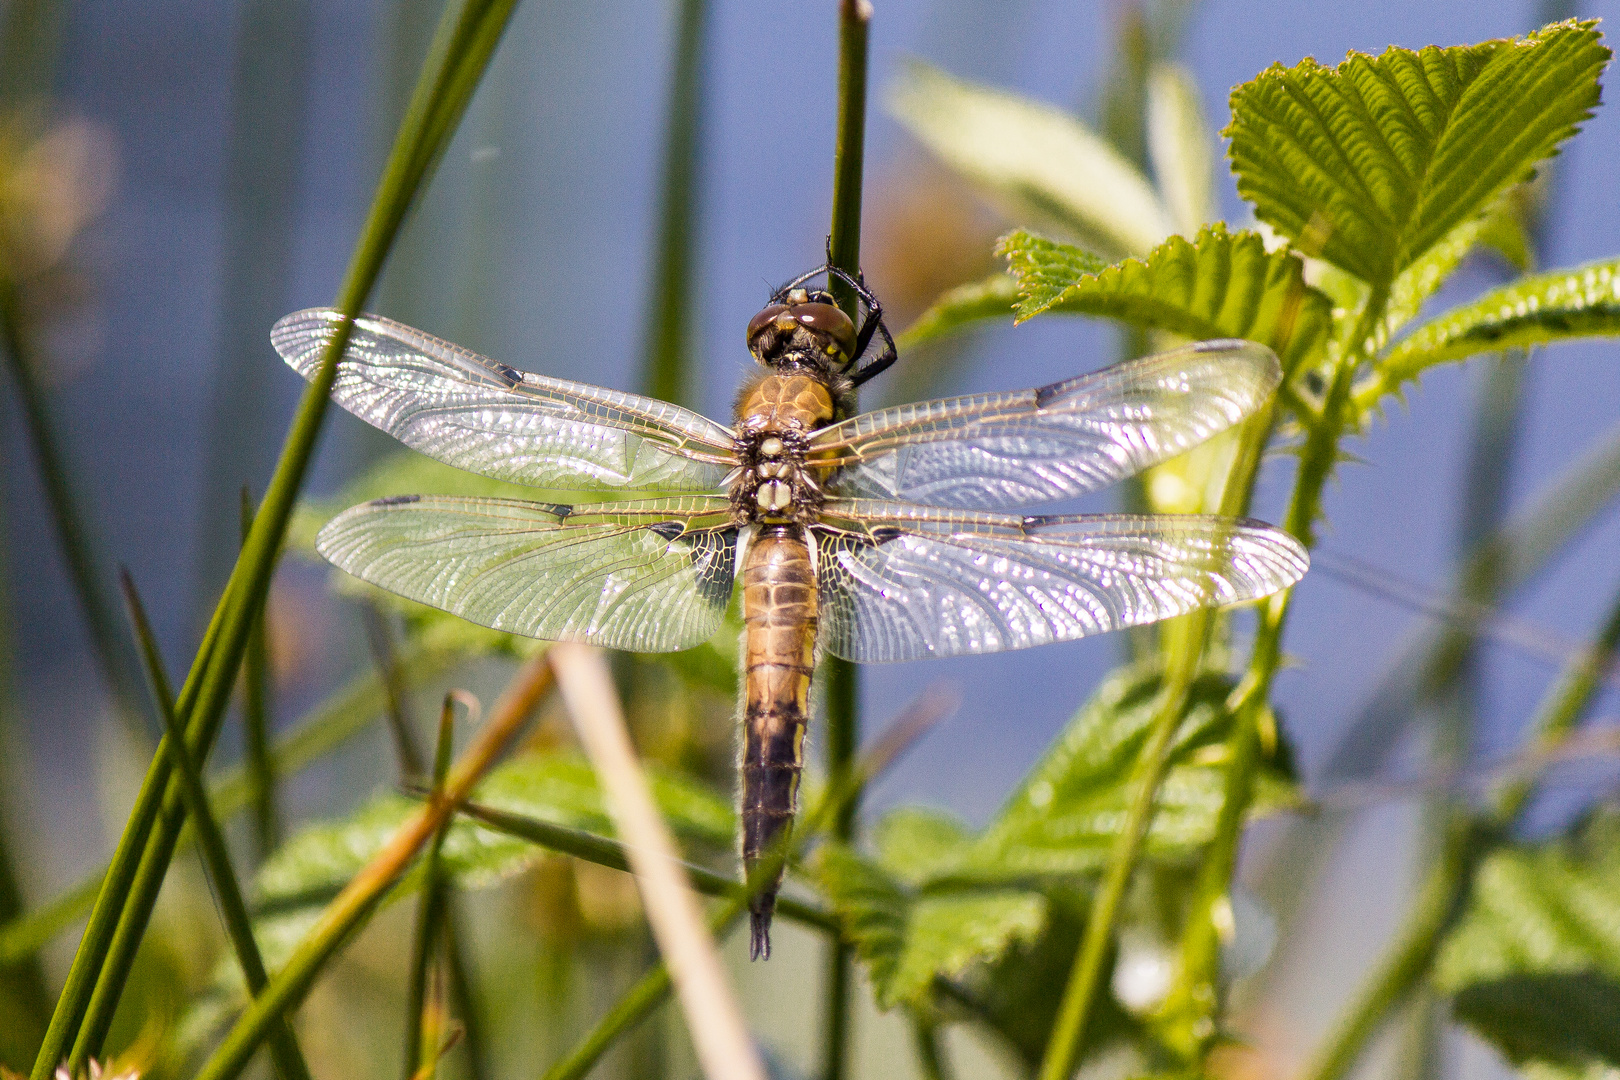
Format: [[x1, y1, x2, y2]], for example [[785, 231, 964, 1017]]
[[1369, 256, 1620, 406], [252, 752, 734, 907], [958, 662, 1300, 879], [889, 60, 1171, 259], [999, 225, 1334, 372], [812, 844, 1046, 1010], [1226, 20, 1608, 288], [893, 273, 1018, 352], [1435, 809, 1620, 1078]]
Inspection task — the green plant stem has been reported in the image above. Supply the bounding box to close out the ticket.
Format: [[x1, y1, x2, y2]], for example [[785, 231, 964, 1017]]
[[911, 1015, 953, 1080], [404, 696, 458, 1080], [1298, 815, 1481, 1080], [30, 5, 521, 1071], [1037, 609, 1210, 1080], [822, 6, 870, 1078], [191, 653, 551, 1080], [638, 0, 708, 407], [117, 572, 312, 1080], [241, 491, 280, 864], [0, 628, 469, 967], [0, 276, 148, 735], [447, 797, 837, 931]]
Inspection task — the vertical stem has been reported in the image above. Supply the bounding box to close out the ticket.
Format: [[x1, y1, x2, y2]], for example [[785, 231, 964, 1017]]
[[911, 1015, 954, 1080], [1037, 610, 1210, 1080], [821, 6, 870, 1080], [240, 490, 280, 863], [364, 603, 426, 777], [638, 0, 708, 408]]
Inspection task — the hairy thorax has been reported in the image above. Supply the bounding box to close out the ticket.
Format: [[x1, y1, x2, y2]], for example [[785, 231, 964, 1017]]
[[729, 373, 836, 525]]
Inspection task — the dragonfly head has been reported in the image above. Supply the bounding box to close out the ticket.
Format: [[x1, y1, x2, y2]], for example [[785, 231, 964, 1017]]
[[746, 287, 858, 374]]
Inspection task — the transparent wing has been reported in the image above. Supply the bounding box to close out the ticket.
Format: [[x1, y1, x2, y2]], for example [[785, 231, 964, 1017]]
[[274, 308, 737, 493], [316, 495, 737, 652], [813, 340, 1280, 509], [812, 500, 1307, 663]]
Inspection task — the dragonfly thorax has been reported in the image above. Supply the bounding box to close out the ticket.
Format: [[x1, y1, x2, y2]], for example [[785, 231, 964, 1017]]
[[729, 420, 825, 525]]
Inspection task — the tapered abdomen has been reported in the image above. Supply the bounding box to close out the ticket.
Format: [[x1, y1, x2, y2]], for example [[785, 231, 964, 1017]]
[[740, 525, 817, 960]]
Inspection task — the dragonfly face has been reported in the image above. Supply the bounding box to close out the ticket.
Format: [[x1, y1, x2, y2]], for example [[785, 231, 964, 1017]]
[[273, 265, 1308, 961]]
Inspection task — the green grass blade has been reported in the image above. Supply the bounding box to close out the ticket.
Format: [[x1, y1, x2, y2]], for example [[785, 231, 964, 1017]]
[[115, 572, 312, 1080], [29, 6, 522, 1067]]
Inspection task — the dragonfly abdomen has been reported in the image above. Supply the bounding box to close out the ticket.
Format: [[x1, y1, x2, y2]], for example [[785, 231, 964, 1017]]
[[739, 524, 817, 961]]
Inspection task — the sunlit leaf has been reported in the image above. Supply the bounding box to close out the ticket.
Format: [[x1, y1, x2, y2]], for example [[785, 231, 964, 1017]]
[[812, 844, 1046, 1010], [1375, 256, 1620, 397], [958, 662, 1300, 879], [1000, 225, 1333, 372], [1435, 809, 1620, 1078], [893, 273, 1017, 352], [1226, 20, 1607, 288], [889, 60, 1171, 259], [252, 752, 734, 907]]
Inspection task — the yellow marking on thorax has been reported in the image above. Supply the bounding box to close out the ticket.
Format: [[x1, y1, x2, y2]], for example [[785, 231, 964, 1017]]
[[737, 374, 834, 433]]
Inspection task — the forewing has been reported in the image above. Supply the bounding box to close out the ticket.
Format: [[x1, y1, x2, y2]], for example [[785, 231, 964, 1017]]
[[814, 340, 1280, 509], [274, 308, 737, 493], [813, 500, 1307, 663], [316, 495, 737, 652]]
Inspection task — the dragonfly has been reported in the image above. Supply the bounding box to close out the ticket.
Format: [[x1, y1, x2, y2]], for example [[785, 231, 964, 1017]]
[[273, 265, 1308, 960]]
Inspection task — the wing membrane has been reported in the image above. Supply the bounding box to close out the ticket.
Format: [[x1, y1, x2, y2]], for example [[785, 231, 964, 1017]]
[[316, 495, 737, 652], [274, 308, 737, 493], [813, 500, 1307, 662], [813, 340, 1280, 509]]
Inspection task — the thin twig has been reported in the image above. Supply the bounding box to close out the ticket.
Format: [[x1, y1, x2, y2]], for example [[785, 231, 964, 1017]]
[[190, 652, 551, 1080], [550, 642, 766, 1080]]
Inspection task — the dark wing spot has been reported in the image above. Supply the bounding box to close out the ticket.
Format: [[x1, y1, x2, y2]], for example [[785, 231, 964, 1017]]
[[648, 520, 686, 541], [493, 362, 523, 388], [371, 494, 422, 506], [1033, 379, 1064, 409], [868, 526, 903, 545]]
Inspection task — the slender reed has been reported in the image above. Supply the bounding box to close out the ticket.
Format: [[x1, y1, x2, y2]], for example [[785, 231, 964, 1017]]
[[404, 694, 464, 1080], [30, 3, 523, 1073]]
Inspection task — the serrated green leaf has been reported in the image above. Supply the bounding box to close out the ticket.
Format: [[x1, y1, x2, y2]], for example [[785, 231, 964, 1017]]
[[1372, 255, 1620, 402], [959, 662, 1300, 879], [812, 844, 1046, 1010], [873, 807, 973, 887], [893, 273, 1018, 352], [999, 224, 1333, 372], [1226, 20, 1608, 288], [889, 60, 1171, 259], [1147, 63, 1216, 236], [1435, 809, 1620, 1077], [252, 752, 734, 906]]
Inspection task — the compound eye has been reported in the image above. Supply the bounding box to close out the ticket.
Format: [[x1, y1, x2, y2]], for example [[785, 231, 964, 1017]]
[[747, 304, 789, 351], [793, 302, 857, 359]]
